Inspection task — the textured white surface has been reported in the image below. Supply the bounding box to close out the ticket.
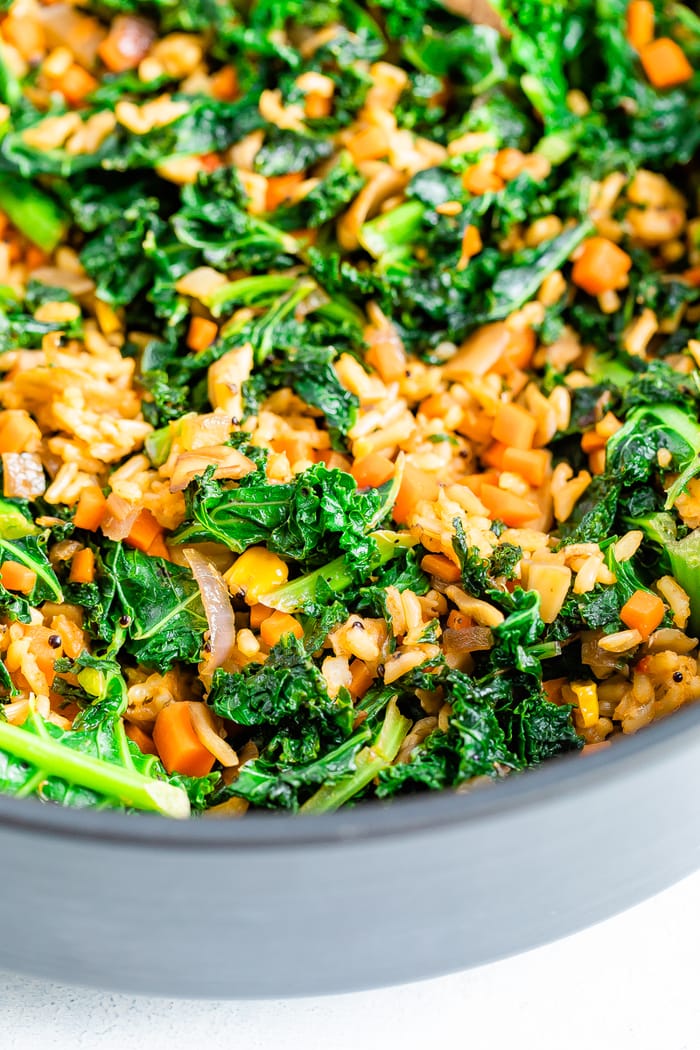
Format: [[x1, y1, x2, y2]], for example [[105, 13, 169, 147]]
[[3, 869, 700, 1050]]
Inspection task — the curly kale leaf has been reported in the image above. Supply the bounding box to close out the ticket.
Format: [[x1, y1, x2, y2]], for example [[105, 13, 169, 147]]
[[176, 463, 387, 571]]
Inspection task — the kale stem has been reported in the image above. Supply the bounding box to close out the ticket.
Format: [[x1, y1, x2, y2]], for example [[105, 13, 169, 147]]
[[0, 174, 65, 252], [259, 531, 418, 612], [0, 718, 191, 818], [300, 698, 410, 813]]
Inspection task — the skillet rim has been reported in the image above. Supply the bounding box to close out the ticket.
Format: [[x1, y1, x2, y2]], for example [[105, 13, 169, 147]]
[[0, 698, 697, 849]]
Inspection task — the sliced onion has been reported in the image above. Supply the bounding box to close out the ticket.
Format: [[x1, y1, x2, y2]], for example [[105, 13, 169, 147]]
[[183, 548, 236, 683], [188, 702, 238, 768], [49, 539, 82, 565], [443, 626, 493, 669], [169, 446, 255, 493], [101, 494, 139, 540], [29, 267, 95, 297], [2, 452, 45, 499], [105, 15, 156, 69]]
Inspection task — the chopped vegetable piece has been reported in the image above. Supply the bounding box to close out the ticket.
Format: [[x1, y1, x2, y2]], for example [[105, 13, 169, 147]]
[[186, 316, 218, 352], [260, 610, 304, 646], [69, 547, 95, 584], [620, 590, 665, 639], [0, 560, 37, 594], [153, 702, 216, 778], [572, 237, 632, 295], [126, 510, 163, 553], [626, 0, 654, 51], [73, 486, 107, 531], [492, 403, 537, 451], [640, 38, 693, 89], [351, 453, 395, 488], [480, 484, 540, 527]]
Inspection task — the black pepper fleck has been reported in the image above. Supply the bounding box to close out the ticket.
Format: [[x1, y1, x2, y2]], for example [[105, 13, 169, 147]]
[[673, 671, 684, 683], [48, 634, 62, 649]]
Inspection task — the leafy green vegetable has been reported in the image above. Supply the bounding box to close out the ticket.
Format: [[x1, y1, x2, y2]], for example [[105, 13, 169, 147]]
[[0, 174, 65, 251], [175, 463, 390, 569]]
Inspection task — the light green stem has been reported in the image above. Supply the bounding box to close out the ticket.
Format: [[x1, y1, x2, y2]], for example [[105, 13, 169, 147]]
[[259, 531, 417, 612], [0, 719, 190, 819], [301, 699, 410, 813], [0, 174, 65, 252]]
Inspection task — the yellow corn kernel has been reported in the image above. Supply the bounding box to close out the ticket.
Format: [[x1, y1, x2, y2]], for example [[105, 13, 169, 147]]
[[224, 547, 289, 604], [571, 681, 599, 729], [524, 563, 572, 623]]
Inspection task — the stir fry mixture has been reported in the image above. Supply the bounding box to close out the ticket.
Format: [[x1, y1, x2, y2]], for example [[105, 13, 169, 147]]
[[0, 1, 697, 818]]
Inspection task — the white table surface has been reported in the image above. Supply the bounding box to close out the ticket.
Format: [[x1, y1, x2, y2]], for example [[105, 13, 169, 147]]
[[3, 868, 700, 1050]]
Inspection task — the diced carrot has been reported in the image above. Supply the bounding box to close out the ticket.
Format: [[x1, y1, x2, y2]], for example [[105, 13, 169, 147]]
[[461, 164, 504, 196], [73, 486, 107, 531], [7, 236, 21, 263], [249, 603, 272, 630], [210, 65, 239, 101], [494, 148, 525, 180], [419, 393, 452, 419], [346, 124, 390, 163], [572, 236, 633, 296], [640, 37, 693, 89], [491, 402, 537, 450], [685, 266, 700, 287], [481, 441, 508, 469], [0, 560, 36, 594], [351, 453, 395, 488], [153, 702, 216, 777], [265, 173, 304, 212], [147, 534, 171, 560], [0, 409, 40, 454], [581, 429, 606, 453], [588, 448, 606, 475], [620, 589, 665, 639], [125, 721, 158, 756], [542, 677, 566, 703], [626, 0, 654, 50], [186, 316, 218, 352], [260, 610, 304, 647], [365, 333, 406, 383], [126, 509, 162, 553], [392, 463, 439, 525], [58, 63, 98, 106], [501, 447, 551, 487], [480, 483, 540, 527], [494, 327, 536, 373], [420, 553, 461, 583], [462, 471, 499, 496], [348, 658, 374, 700], [25, 625, 61, 684], [49, 614, 83, 658], [456, 224, 483, 270], [199, 152, 222, 173], [25, 245, 48, 270], [2, 15, 46, 62], [272, 433, 313, 467], [69, 547, 95, 584], [305, 91, 332, 118], [315, 450, 352, 472], [447, 610, 472, 630]]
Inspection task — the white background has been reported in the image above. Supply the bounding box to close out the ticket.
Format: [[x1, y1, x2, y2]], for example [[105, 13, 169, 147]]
[[2, 869, 700, 1050]]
